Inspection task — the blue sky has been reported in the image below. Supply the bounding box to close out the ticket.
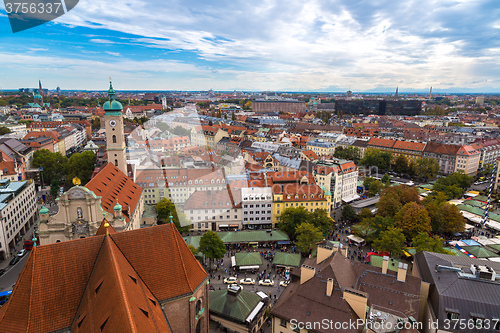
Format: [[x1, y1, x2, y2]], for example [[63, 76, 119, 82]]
[[1, 0, 500, 91]]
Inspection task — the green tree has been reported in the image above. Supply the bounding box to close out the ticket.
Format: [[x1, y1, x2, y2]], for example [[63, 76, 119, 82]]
[[433, 172, 473, 199], [439, 203, 466, 234], [412, 232, 448, 254], [309, 209, 334, 236], [155, 198, 192, 234], [393, 154, 408, 175], [199, 230, 226, 263], [32, 149, 68, 185], [67, 151, 97, 185], [279, 207, 310, 239], [341, 205, 357, 222], [295, 222, 323, 254], [373, 227, 406, 256], [188, 245, 199, 256], [368, 180, 384, 197], [416, 157, 440, 180], [394, 202, 432, 239], [381, 173, 390, 184], [0, 127, 11, 135]]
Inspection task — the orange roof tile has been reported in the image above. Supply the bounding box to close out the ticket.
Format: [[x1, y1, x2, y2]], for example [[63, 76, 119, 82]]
[[85, 163, 142, 222]]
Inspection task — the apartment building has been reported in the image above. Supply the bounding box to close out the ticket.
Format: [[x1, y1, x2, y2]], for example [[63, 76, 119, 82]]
[[306, 139, 336, 157], [184, 189, 242, 231], [0, 179, 37, 260], [423, 142, 480, 176], [241, 187, 273, 229], [314, 159, 359, 208]]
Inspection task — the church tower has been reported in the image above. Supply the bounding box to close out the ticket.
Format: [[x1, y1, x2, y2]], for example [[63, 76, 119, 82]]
[[103, 81, 128, 176]]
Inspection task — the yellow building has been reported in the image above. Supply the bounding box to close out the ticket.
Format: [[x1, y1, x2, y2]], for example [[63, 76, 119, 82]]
[[271, 183, 331, 226]]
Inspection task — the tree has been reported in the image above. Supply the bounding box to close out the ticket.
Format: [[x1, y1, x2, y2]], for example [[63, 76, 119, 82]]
[[393, 154, 408, 175], [341, 205, 357, 222], [199, 230, 226, 263], [368, 180, 384, 197], [66, 151, 97, 185], [279, 207, 310, 240], [295, 222, 323, 253], [381, 173, 390, 184], [32, 149, 68, 186], [0, 127, 12, 135], [394, 202, 432, 239], [188, 245, 199, 256], [433, 172, 473, 199], [309, 209, 334, 236], [373, 227, 406, 257], [416, 157, 440, 180], [412, 232, 448, 254], [439, 203, 465, 234], [155, 198, 192, 234]]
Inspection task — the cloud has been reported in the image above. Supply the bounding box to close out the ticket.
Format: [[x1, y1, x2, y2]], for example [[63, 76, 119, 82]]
[[4, 0, 500, 90]]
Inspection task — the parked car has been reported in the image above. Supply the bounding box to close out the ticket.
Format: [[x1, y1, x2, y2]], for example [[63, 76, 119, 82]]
[[223, 277, 238, 284], [9, 256, 20, 266], [259, 279, 274, 286], [17, 249, 27, 257], [279, 280, 290, 287], [240, 278, 255, 285]]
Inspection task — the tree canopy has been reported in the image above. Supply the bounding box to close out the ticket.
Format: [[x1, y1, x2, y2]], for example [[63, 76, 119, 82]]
[[295, 222, 323, 253], [373, 227, 406, 256], [67, 151, 97, 185], [199, 230, 226, 261], [155, 198, 192, 234], [32, 149, 68, 186], [279, 207, 333, 240], [394, 202, 432, 239]]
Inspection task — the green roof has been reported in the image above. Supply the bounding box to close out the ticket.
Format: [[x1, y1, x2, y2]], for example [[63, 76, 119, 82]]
[[461, 246, 499, 258], [272, 252, 301, 267], [235, 252, 263, 266], [217, 230, 289, 243], [370, 255, 400, 272], [209, 290, 263, 323], [183, 235, 201, 249], [463, 200, 486, 208]]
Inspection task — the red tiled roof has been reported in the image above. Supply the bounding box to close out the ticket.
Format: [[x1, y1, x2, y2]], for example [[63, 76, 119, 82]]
[[85, 163, 142, 222], [0, 224, 206, 333]]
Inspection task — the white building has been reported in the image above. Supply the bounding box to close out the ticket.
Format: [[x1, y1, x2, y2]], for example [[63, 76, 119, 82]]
[[241, 187, 273, 229], [0, 179, 37, 260]]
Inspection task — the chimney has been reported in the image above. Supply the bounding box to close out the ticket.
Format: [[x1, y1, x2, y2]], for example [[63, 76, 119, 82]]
[[397, 262, 408, 282], [317, 245, 334, 264], [382, 256, 389, 275], [300, 265, 316, 284], [326, 278, 334, 296]]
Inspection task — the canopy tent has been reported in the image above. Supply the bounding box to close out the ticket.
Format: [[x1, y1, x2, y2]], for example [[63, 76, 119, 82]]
[[347, 234, 365, 245], [272, 252, 301, 268], [461, 246, 499, 258], [234, 252, 263, 267], [342, 194, 361, 203]]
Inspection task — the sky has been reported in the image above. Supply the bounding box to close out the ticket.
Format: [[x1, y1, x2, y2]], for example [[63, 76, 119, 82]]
[[1, 0, 500, 92]]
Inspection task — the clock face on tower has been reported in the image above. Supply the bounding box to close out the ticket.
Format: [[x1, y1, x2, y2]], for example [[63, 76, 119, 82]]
[[109, 120, 117, 127]]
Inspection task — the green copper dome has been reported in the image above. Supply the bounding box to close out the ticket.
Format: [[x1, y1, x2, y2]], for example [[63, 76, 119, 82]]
[[103, 81, 123, 112], [114, 200, 122, 211], [39, 205, 49, 214]]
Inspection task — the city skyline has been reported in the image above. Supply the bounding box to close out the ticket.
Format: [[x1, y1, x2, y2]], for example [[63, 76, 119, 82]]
[[1, 0, 500, 92]]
